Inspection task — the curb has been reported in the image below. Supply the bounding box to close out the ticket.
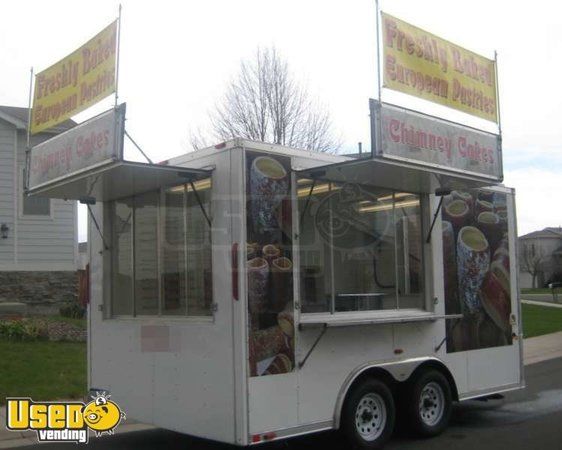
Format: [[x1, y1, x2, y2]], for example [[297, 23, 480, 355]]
[[0, 437, 37, 449], [523, 331, 562, 366], [522, 299, 562, 309]]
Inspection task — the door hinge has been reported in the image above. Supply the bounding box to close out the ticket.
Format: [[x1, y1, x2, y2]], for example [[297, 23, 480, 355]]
[[211, 302, 218, 313]]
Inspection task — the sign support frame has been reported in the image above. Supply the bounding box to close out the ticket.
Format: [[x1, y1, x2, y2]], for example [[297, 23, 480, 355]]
[[25, 67, 34, 192], [375, 0, 382, 103], [494, 50, 502, 136], [373, 0, 383, 157], [494, 50, 503, 184], [115, 4, 122, 107]]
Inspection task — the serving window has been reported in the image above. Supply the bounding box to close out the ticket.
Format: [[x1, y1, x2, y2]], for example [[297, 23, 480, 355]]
[[109, 178, 213, 318], [298, 178, 425, 314]]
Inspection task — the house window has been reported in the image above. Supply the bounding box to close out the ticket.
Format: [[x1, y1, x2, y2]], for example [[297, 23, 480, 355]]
[[298, 179, 425, 313], [22, 171, 50, 216], [109, 178, 213, 317]]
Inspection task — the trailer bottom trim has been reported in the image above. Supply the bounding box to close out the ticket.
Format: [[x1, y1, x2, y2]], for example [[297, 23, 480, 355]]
[[458, 382, 525, 402], [249, 420, 333, 445]]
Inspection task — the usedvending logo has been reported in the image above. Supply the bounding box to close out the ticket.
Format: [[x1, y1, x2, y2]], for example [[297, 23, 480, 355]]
[[5, 394, 125, 444]]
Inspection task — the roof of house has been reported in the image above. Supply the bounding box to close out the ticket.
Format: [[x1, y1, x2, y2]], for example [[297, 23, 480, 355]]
[[0, 105, 76, 134], [520, 227, 562, 240]]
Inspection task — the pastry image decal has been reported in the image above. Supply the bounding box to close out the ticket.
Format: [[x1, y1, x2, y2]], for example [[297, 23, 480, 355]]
[[443, 199, 469, 235], [270, 257, 293, 313], [247, 257, 269, 330], [443, 191, 512, 353], [249, 156, 288, 234], [246, 153, 294, 376]]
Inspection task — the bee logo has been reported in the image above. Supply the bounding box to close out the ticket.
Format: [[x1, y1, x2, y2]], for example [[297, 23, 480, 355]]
[[82, 394, 125, 437]]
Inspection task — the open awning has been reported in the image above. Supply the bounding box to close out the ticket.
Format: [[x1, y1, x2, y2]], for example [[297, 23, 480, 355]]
[[27, 160, 212, 202], [296, 156, 497, 195]]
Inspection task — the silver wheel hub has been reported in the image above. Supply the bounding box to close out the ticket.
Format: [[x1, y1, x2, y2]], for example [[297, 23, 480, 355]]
[[355, 393, 386, 441], [419, 381, 445, 426]]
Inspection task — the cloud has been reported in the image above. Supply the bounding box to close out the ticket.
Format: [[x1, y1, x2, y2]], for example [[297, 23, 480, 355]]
[[503, 146, 562, 172], [503, 167, 561, 236]]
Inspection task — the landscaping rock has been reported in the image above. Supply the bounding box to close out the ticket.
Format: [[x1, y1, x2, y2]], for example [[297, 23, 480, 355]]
[[0, 302, 26, 319], [45, 321, 87, 342], [0, 271, 78, 315]]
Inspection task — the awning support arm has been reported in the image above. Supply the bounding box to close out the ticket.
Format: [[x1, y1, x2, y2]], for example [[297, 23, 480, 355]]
[[426, 196, 444, 244], [299, 179, 316, 228], [86, 204, 110, 251], [125, 130, 153, 164], [434, 316, 463, 352], [425, 187, 451, 244], [298, 323, 327, 369], [189, 180, 212, 228]]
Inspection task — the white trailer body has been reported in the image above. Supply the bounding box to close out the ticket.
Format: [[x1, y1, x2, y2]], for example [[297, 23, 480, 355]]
[[28, 138, 523, 447]]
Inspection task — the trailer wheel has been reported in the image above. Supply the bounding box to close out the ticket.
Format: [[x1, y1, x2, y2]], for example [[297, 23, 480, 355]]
[[405, 370, 452, 437], [342, 378, 395, 449]]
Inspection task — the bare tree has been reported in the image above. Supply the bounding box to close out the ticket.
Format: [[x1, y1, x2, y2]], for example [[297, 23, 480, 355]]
[[520, 241, 544, 288], [191, 47, 340, 153]]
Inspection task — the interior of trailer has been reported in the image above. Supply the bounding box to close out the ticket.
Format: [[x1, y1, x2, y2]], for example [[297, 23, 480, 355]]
[[297, 178, 424, 313]]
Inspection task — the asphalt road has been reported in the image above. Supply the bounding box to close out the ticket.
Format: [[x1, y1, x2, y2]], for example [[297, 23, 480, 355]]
[[20, 357, 562, 450]]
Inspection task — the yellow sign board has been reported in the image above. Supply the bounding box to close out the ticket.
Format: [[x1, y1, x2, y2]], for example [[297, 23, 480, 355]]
[[31, 20, 118, 134], [382, 13, 497, 123]]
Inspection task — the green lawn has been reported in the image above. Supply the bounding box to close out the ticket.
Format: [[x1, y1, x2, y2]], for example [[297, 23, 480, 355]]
[[0, 339, 86, 404], [522, 303, 562, 338]]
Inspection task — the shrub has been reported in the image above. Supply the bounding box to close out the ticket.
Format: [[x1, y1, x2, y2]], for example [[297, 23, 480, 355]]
[[0, 319, 48, 341], [547, 273, 562, 285], [59, 302, 85, 319]]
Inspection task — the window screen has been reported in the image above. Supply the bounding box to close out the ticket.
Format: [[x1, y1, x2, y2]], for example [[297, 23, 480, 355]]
[[109, 178, 213, 317], [134, 191, 159, 315], [111, 200, 133, 315]]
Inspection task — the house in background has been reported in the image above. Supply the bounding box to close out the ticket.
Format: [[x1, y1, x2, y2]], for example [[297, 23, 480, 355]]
[[518, 227, 562, 288], [0, 106, 78, 314]]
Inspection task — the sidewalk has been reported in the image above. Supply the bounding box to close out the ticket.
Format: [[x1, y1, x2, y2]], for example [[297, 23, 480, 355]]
[[523, 330, 562, 366]]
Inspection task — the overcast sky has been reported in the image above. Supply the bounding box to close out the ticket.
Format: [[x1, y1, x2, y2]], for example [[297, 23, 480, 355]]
[[1, 0, 560, 240]]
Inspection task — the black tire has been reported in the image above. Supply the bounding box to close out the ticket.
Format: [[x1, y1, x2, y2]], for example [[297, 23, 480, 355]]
[[341, 378, 396, 449], [405, 369, 452, 437]]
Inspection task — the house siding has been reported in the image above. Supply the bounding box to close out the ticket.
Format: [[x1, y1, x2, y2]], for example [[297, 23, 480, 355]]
[[14, 128, 77, 270], [0, 120, 15, 265], [0, 115, 78, 315]]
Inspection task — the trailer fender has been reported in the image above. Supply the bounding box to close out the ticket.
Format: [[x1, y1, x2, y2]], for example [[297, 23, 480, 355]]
[[333, 356, 457, 429]]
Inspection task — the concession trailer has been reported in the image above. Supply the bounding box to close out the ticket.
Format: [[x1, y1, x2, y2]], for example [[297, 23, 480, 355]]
[[26, 102, 523, 448]]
